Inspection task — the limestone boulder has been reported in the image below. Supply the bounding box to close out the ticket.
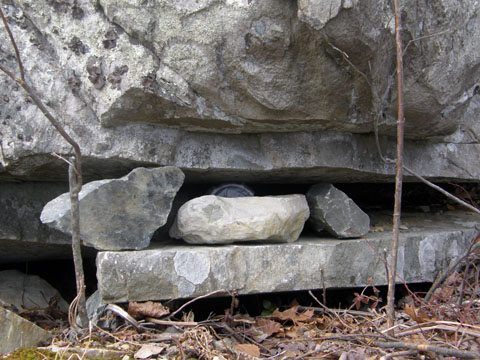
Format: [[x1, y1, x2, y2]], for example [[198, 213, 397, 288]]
[[0, 1, 480, 184], [41, 167, 184, 250], [307, 184, 370, 238], [169, 195, 309, 244]]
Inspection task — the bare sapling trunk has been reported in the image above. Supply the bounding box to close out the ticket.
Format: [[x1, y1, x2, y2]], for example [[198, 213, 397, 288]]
[[386, 0, 405, 330], [0, 9, 88, 328]]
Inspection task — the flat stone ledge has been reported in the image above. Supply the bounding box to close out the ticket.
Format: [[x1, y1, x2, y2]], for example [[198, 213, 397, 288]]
[[96, 211, 479, 303]]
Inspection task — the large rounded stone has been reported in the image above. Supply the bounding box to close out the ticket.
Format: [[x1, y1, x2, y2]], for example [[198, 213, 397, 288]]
[[169, 194, 310, 244]]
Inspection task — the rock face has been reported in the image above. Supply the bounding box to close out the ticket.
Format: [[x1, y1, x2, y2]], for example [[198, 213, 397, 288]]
[[97, 211, 478, 303], [0, 1, 479, 184], [0, 181, 81, 264], [0, 307, 52, 354], [169, 195, 309, 244], [41, 167, 184, 250], [0, 270, 69, 312], [307, 184, 370, 238]]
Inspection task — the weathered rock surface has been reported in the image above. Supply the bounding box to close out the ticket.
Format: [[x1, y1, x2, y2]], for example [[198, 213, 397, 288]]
[[0, 270, 69, 312], [169, 195, 309, 244], [97, 211, 478, 303], [0, 306, 52, 354], [307, 184, 370, 238], [41, 167, 184, 250], [0, 181, 86, 264], [0, 1, 479, 184]]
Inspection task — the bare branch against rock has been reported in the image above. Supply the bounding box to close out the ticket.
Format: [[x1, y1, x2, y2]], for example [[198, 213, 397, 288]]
[[386, 0, 405, 331], [0, 8, 88, 328]]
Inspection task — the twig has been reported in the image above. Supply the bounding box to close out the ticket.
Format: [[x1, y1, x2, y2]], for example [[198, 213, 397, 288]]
[[458, 256, 472, 305], [51, 152, 75, 167], [403, 166, 480, 215], [104, 304, 140, 330], [308, 290, 351, 330], [145, 318, 198, 327], [320, 268, 326, 305], [168, 289, 229, 319], [374, 340, 480, 359], [396, 324, 480, 339], [0, 9, 25, 81], [380, 350, 420, 360]]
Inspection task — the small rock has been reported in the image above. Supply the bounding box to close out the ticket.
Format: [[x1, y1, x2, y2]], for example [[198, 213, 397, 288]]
[[306, 183, 370, 238], [169, 194, 309, 244], [41, 167, 184, 250]]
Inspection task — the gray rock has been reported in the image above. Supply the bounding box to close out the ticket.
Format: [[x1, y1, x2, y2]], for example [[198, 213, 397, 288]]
[[169, 194, 309, 244], [82, 290, 120, 329], [97, 211, 478, 303], [0, 270, 69, 312], [0, 306, 52, 355], [85, 290, 105, 325], [41, 167, 184, 250], [0, 1, 480, 184], [307, 184, 370, 238]]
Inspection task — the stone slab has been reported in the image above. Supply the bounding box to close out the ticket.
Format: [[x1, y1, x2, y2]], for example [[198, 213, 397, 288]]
[[97, 210, 479, 303], [0, 306, 52, 354]]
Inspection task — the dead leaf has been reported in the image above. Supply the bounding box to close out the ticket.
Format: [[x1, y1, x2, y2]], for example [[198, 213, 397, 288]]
[[271, 306, 314, 324], [372, 226, 384, 232], [249, 318, 283, 342], [255, 318, 282, 337], [234, 344, 260, 357], [134, 344, 164, 359], [403, 303, 431, 323], [128, 301, 170, 320], [279, 341, 306, 355]]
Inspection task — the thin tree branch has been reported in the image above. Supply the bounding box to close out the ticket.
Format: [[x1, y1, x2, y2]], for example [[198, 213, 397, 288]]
[[0, 7, 88, 329], [167, 290, 229, 320], [386, 0, 405, 331], [374, 341, 480, 359], [0, 9, 25, 81], [403, 166, 480, 215]]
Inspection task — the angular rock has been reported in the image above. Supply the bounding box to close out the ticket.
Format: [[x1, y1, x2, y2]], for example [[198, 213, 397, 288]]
[[169, 195, 309, 244], [0, 270, 69, 312], [41, 167, 184, 250], [97, 211, 478, 303], [81, 290, 120, 329], [307, 184, 370, 238], [0, 306, 51, 354]]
